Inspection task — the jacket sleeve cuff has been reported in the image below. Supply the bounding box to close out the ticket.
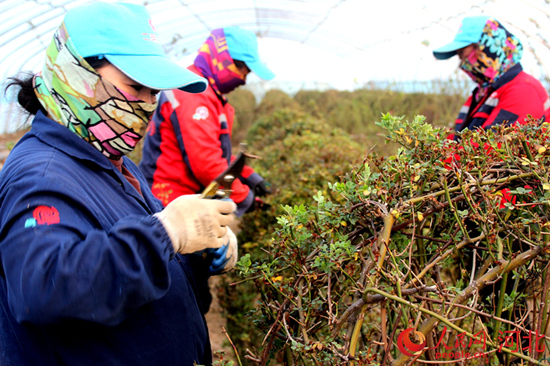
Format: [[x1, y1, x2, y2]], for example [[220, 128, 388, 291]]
[[151, 214, 177, 260], [238, 172, 264, 192], [235, 190, 254, 217]]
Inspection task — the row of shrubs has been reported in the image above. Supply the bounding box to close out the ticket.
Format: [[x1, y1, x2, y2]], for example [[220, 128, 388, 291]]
[[229, 87, 464, 152]]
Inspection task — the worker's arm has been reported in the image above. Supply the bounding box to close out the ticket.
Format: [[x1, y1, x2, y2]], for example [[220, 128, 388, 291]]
[[173, 93, 254, 212]]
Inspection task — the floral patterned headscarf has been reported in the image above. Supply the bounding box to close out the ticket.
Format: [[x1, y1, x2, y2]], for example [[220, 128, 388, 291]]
[[460, 18, 523, 99], [33, 23, 158, 160], [194, 28, 246, 102]]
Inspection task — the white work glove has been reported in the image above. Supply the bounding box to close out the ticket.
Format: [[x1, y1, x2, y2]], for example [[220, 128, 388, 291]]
[[155, 195, 236, 254], [205, 227, 238, 275]]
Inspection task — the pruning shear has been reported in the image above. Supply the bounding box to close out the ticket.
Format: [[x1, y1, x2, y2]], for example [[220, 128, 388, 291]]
[[200, 143, 260, 200]]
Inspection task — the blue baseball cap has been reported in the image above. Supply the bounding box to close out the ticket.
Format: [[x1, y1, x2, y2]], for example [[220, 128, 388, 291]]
[[433, 16, 490, 60], [224, 26, 275, 81], [63, 1, 207, 93]]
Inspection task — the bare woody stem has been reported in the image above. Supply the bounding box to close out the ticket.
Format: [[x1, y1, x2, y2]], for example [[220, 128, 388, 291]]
[[331, 286, 439, 339], [392, 246, 543, 366], [377, 214, 396, 269], [348, 305, 368, 366], [403, 233, 486, 290], [404, 172, 534, 206]]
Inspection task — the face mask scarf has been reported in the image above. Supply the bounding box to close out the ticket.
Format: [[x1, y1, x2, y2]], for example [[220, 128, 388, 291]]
[[459, 19, 523, 101], [33, 23, 158, 160], [194, 28, 246, 101]]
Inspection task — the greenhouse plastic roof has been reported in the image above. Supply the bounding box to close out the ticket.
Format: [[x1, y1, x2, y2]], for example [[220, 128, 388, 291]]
[[1, 0, 550, 133]]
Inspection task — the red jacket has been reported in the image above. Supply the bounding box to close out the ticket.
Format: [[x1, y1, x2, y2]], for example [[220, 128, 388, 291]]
[[139, 66, 261, 215], [451, 64, 550, 139]]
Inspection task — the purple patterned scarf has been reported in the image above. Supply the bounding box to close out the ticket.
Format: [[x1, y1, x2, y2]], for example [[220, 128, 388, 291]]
[[194, 29, 246, 102]]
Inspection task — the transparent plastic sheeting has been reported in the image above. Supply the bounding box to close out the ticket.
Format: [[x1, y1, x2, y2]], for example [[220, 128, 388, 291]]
[[1, 0, 549, 133]]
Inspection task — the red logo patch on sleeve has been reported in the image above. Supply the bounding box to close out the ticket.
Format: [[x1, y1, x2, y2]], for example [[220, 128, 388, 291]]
[[33, 206, 60, 225], [192, 106, 209, 120]]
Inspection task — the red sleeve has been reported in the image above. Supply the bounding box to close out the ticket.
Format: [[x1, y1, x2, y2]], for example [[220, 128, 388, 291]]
[[483, 76, 548, 128], [174, 93, 250, 204], [241, 164, 255, 179]]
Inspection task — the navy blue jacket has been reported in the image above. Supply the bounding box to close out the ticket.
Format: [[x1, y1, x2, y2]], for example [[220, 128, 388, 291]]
[[0, 112, 212, 365]]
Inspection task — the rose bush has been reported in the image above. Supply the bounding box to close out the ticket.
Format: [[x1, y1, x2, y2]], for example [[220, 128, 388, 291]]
[[234, 114, 550, 365]]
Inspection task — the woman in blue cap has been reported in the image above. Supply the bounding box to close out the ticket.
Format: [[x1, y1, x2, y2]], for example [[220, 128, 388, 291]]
[[1, 2, 237, 365], [434, 17, 550, 364], [139, 26, 275, 314], [139, 26, 275, 218], [433, 15, 550, 139]]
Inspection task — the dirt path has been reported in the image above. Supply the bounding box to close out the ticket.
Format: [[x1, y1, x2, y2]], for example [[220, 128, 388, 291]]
[[206, 276, 237, 362], [207, 219, 242, 363]]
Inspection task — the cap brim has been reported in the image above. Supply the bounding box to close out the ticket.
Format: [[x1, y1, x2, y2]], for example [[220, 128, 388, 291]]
[[105, 54, 208, 93], [433, 40, 472, 60], [247, 60, 275, 81]]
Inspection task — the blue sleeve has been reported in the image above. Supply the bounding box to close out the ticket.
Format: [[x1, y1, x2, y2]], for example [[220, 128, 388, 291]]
[[0, 177, 174, 327]]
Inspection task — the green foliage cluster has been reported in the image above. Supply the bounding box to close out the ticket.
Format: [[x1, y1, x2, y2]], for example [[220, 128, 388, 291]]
[[220, 102, 366, 356], [233, 114, 550, 365], [242, 106, 366, 244], [294, 89, 463, 147], [255, 90, 303, 119], [228, 89, 258, 145]]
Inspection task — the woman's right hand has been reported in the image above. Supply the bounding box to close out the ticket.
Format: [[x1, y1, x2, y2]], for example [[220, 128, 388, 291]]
[[154, 195, 236, 254]]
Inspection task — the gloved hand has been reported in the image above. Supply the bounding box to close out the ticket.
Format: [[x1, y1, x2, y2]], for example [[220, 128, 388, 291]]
[[254, 180, 271, 197], [155, 195, 236, 254], [205, 227, 238, 275]]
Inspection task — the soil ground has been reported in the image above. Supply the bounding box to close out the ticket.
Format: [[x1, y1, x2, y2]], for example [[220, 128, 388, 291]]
[[206, 276, 238, 362], [207, 220, 243, 363]]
